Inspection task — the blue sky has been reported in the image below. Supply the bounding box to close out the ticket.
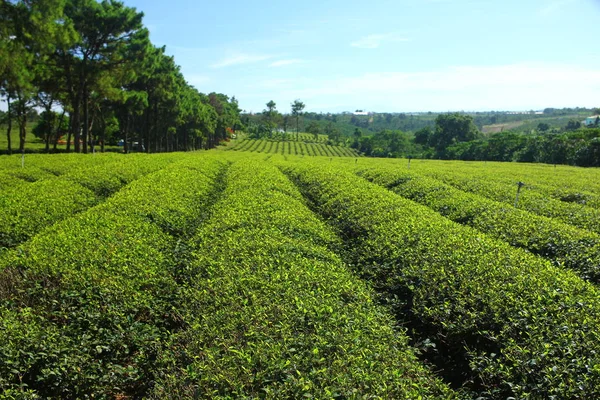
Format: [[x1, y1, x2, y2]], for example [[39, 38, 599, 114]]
[[129, 0, 600, 113]]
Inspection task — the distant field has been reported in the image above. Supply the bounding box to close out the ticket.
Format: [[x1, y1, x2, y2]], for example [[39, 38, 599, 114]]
[[0, 124, 47, 151], [482, 121, 524, 133], [482, 115, 587, 134], [225, 137, 360, 157], [0, 123, 123, 154]]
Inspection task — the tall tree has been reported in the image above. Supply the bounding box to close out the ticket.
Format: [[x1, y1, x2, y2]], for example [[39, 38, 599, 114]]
[[430, 113, 480, 153], [307, 121, 320, 140], [1, 0, 69, 153], [291, 99, 305, 141], [263, 100, 277, 134], [57, 0, 149, 153]]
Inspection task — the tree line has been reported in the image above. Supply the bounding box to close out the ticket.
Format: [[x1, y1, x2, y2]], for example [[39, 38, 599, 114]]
[[0, 0, 241, 154]]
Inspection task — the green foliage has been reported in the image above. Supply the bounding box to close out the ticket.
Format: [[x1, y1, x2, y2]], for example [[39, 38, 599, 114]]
[[152, 160, 453, 399], [537, 122, 550, 132], [284, 162, 600, 398], [357, 165, 600, 282], [412, 163, 600, 234], [441, 128, 600, 167], [0, 179, 96, 248], [1, 1, 240, 155], [2, 151, 600, 398], [306, 120, 321, 140], [0, 155, 227, 397], [430, 113, 480, 153], [246, 122, 272, 139], [32, 110, 69, 148]]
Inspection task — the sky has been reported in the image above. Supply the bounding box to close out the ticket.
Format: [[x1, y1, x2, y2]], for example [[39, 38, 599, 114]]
[[128, 0, 600, 113]]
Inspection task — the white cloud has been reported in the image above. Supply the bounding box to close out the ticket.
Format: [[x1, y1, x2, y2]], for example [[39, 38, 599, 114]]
[[269, 59, 305, 67], [249, 79, 295, 89], [211, 53, 273, 68], [351, 33, 410, 49], [539, 0, 576, 16], [247, 63, 600, 112], [186, 74, 210, 88]]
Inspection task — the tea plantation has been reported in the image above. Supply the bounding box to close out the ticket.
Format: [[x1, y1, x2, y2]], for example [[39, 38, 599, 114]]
[[1, 150, 600, 399]]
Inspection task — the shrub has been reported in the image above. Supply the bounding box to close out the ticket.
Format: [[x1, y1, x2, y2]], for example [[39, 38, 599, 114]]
[[284, 162, 600, 399], [152, 160, 453, 399]]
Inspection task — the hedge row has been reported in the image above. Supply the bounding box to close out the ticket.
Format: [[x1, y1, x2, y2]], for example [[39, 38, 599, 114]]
[[454, 164, 600, 210], [61, 154, 176, 197], [229, 138, 359, 157], [415, 165, 600, 234], [0, 166, 56, 187], [0, 156, 226, 398], [416, 160, 600, 207], [0, 154, 182, 251], [356, 166, 600, 283], [151, 160, 453, 399], [283, 162, 600, 399], [0, 179, 97, 249]]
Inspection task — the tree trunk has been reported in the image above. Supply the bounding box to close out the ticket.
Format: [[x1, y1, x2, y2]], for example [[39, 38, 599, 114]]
[[6, 96, 12, 155], [154, 103, 159, 153], [145, 107, 151, 153], [53, 109, 65, 153], [43, 101, 53, 154], [124, 114, 130, 154], [99, 110, 106, 153], [73, 101, 80, 152], [16, 96, 26, 153], [82, 87, 89, 154], [66, 112, 73, 152], [19, 122, 26, 153]]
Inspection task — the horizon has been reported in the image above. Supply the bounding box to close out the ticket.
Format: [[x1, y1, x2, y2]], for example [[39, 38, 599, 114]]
[[241, 107, 593, 115]]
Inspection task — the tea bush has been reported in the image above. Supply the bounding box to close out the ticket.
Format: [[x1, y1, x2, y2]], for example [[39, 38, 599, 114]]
[[152, 160, 454, 399], [0, 156, 226, 397], [284, 162, 600, 399], [357, 166, 600, 283]]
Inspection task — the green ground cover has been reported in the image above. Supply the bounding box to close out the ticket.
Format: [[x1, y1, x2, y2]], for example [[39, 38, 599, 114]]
[[1, 149, 599, 398]]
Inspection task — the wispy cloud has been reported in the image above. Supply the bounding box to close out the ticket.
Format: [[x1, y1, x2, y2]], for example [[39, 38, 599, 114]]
[[539, 0, 576, 16], [168, 45, 210, 52], [269, 59, 305, 68], [245, 78, 297, 90], [186, 74, 210, 88], [351, 33, 410, 49], [211, 53, 273, 68], [252, 63, 600, 112]]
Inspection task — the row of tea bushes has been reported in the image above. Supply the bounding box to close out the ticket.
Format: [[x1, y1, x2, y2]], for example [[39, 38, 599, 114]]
[[152, 160, 453, 399], [0, 166, 56, 190], [412, 165, 600, 234], [0, 154, 114, 194], [0, 155, 178, 250], [61, 154, 176, 197], [0, 153, 178, 194], [356, 166, 600, 283], [0, 179, 97, 249], [414, 160, 600, 207], [284, 162, 600, 399], [0, 156, 227, 398], [451, 165, 600, 210], [228, 138, 359, 157]]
